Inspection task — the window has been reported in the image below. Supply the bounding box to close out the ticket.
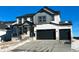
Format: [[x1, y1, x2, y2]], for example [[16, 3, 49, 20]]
[[38, 16, 42, 22], [38, 16, 42, 20], [38, 16, 46, 22], [43, 16, 46, 22]]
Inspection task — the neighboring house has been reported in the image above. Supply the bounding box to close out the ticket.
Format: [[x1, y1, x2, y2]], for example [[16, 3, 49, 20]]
[[0, 21, 16, 27], [15, 7, 73, 42], [0, 21, 15, 42], [0, 23, 7, 41]]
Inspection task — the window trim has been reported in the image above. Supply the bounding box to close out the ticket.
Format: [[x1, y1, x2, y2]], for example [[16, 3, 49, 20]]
[[38, 16, 46, 22]]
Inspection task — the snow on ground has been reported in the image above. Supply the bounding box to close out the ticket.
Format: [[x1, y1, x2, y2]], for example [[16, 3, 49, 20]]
[[72, 39, 79, 51], [0, 30, 6, 36], [0, 30, 6, 41]]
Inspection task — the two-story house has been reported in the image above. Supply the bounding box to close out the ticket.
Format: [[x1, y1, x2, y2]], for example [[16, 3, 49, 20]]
[[16, 7, 73, 42]]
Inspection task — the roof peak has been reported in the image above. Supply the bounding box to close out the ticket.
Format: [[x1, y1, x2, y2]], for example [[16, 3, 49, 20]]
[[43, 6, 56, 11], [37, 6, 60, 15], [16, 6, 60, 18], [43, 6, 50, 9]]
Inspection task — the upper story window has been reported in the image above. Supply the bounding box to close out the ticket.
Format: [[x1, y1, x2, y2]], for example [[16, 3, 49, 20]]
[[43, 16, 46, 22], [38, 16, 46, 22]]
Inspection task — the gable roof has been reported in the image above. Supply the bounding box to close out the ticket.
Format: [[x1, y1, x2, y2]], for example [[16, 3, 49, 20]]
[[36, 7, 60, 15], [16, 7, 60, 18], [16, 14, 35, 18]]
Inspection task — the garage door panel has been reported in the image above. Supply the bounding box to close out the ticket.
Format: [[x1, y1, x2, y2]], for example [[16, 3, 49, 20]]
[[37, 29, 56, 40], [59, 29, 71, 40]]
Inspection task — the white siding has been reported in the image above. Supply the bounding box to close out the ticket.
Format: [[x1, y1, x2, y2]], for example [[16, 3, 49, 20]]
[[27, 17, 31, 21], [59, 25, 72, 29], [34, 24, 58, 31], [22, 18, 24, 24], [27, 17, 32, 22], [52, 15, 61, 24], [34, 24, 72, 31], [34, 24, 72, 40], [16, 18, 19, 24]]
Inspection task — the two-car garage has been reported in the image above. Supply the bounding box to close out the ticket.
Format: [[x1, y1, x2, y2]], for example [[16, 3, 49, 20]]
[[36, 29, 71, 40]]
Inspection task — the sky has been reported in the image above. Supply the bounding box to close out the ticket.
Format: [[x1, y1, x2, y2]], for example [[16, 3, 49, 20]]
[[0, 6, 78, 37]]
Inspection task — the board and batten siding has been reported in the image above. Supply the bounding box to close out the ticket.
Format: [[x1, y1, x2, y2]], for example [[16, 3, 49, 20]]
[[33, 12, 53, 25], [33, 12, 61, 25]]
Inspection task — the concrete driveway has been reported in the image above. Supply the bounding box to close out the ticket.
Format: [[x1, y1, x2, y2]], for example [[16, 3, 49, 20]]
[[11, 40, 71, 52]]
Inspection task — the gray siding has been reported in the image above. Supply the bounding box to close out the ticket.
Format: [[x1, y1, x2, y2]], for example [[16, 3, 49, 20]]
[[33, 12, 54, 25]]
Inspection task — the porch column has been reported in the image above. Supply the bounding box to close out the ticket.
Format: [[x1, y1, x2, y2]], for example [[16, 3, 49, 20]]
[[17, 18, 19, 24], [56, 29, 59, 40], [22, 26, 24, 34], [22, 18, 24, 24], [71, 27, 74, 41], [27, 27, 30, 37], [16, 26, 20, 40], [0, 36, 1, 43], [33, 27, 37, 40]]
